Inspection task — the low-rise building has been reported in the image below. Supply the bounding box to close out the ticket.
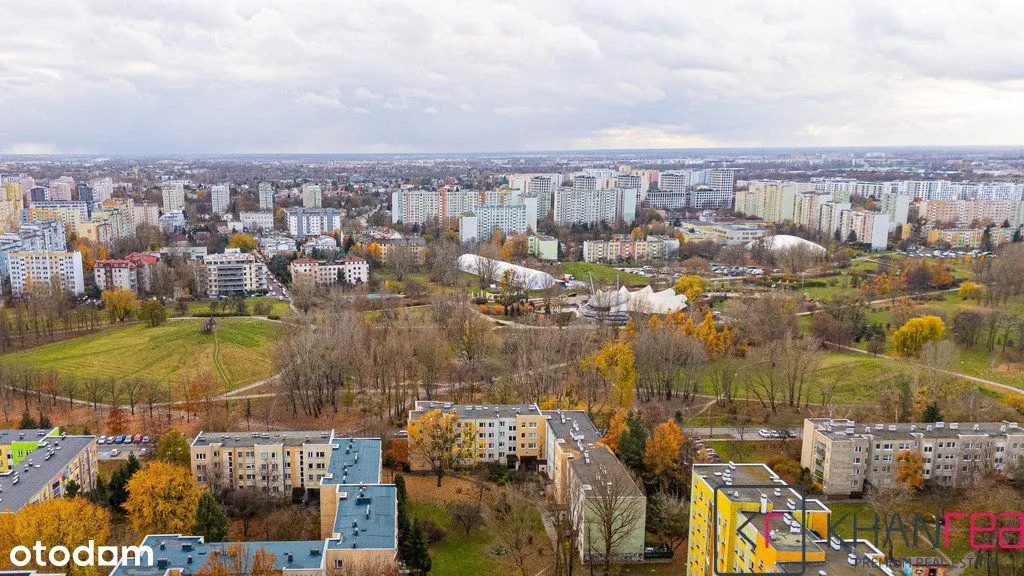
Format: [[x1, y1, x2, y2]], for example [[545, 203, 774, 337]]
[[801, 418, 1024, 497], [376, 236, 427, 265], [240, 210, 275, 231], [258, 235, 297, 254], [94, 259, 141, 293], [159, 245, 208, 261], [289, 256, 368, 285], [201, 248, 268, 296], [710, 224, 768, 246], [7, 251, 85, 295], [0, 433, 98, 513], [190, 430, 337, 493], [926, 227, 1016, 248], [583, 235, 667, 262]]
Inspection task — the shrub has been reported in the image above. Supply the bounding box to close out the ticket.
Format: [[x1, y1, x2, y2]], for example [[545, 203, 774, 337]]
[[417, 518, 446, 546]]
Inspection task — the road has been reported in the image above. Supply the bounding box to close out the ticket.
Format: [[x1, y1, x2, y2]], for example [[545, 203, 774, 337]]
[[685, 426, 803, 441]]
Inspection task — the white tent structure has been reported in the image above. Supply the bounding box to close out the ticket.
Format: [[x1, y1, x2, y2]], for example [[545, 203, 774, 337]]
[[582, 285, 687, 323], [747, 234, 826, 254], [457, 254, 557, 290]]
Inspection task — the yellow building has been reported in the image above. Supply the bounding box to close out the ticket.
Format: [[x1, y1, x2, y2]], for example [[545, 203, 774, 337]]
[[0, 434, 98, 513], [0, 183, 24, 232], [190, 430, 336, 494], [407, 401, 546, 465], [688, 463, 887, 576], [0, 427, 60, 472]]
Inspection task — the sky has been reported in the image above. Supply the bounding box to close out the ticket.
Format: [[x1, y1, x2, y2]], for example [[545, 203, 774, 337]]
[[1, 0, 1023, 154]]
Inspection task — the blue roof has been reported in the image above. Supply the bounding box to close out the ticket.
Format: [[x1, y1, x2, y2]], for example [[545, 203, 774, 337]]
[[327, 484, 397, 550], [111, 535, 327, 576], [319, 437, 381, 486]]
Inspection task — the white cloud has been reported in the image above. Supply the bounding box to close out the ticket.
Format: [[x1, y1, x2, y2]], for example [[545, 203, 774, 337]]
[[0, 0, 1021, 152]]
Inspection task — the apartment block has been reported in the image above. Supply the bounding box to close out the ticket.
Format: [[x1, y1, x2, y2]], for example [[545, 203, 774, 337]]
[[0, 182, 25, 232], [201, 248, 268, 296], [458, 197, 538, 242], [287, 208, 342, 238], [289, 256, 369, 285], [7, 251, 85, 295], [391, 188, 526, 227], [302, 184, 323, 208], [710, 224, 768, 246], [162, 182, 186, 212], [553, 187, 637, 226], [258, 182, 275, 210], [525, 175, 558, 219], [0, 433, 98, 513], [917, 200, 1024, 228], [190, 430, 337, 493], [94, 259, 141, 293], [211, 183, 231, 215], [926, 227, 1015, 248], [527, 234, 558, 260], [687, 462, 887, 576], [583, 235, 667, 262], [0, 427, 60, 472], [375, 236, 427, 265], [801, 418, 1024, 497], [0, 219, 67, 280], [240, 210, 275, 231], [26, 200, 90, 232], [133, 202, 160, 228], [90, 177, 114, 202], [408, 402, 547, 466]]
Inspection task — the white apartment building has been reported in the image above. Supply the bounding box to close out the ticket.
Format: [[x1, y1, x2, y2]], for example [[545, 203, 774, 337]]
[[93, 259, 140, 293], [302, 184, 323, 208], [692, 168, 737, 209], [458, 197, 538, 243], [553, 187, 637, 226], [89, 177, 114, 202], [258, 182, 275, 211], [289, 256, 369, 285], [918, 200, 1024, 228], [48, 179, 73, 201], [133, 202, 160, 228], [202, 248, 268, 296], [211, 184, 230, 215], [240, 211, 274, 231], [818, 201, 852, 238], [525, 175, 558, 220], [583, 236, 669, 262], [840, 209, 890, 250], [0, 220, 67, 281], [880, 193, 912, 230], [287, 208, 342, 238], [391, 188, 525, 226], [162, 182, 186, 213], [802, 418, 1024, 497], [7, 251, 85, 295]]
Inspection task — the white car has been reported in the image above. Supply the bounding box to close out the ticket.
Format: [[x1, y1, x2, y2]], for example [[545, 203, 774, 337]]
[[758, 429, 771, 438], [109, 448, 120, 457], [98, 436, 107, 444], [769, 430, 782, 438]]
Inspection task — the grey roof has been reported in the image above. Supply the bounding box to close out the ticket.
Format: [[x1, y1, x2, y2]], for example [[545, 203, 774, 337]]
[[328, 484, 397, 550], [110, 535, 327, 576], [0, 435, 95, 513], [410, 401, 541, 420], [0, 428, 60, 442], [542, 410, 602, 447], [567, 444, 643, 498], [809, 418, 1024, 441], [320, 437, 382, 486], [191, 430, 334, 448]]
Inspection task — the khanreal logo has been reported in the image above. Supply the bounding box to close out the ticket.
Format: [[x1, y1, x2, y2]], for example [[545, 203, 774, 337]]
[[8, 541, 153, 570]]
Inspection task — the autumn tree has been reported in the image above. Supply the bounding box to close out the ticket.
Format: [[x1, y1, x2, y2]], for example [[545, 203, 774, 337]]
[[0, 497, 111, 576], [124, 461, 202, 535], [601, 410, 628, 452], [958, 280, 987, 302], [584, 469, 646, 576], [894, 450, 925, 489], [489, 486, 537, 576], [101, 288, 139, 322], [581, 340, 636, 410], [644, 419, 685, 491], [892, 315, 945, 356], [647, 492, 690, 553], [408, 409, 477, 487], [137, 300, 168, 327], [226, 232, 257, 252], [196, 543, 276, 576], [500, 234, 529, 262], [673, 274, 708, 302]]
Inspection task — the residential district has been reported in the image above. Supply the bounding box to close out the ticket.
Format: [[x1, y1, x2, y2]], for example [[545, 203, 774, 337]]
[[0, 149, 1023, 575]]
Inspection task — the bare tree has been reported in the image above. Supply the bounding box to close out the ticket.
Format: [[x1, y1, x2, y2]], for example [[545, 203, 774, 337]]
[[489, 485, 538, 576], [582, 470, 646, 576]]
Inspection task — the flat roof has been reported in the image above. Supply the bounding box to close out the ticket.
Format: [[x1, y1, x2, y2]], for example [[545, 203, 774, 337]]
[[320, 438, 382, 486], [0, 428, 59, 443], [0, 435, 94, 513], [542, 410, 602, 451], [191, 430, 334, 449], [328, 484, 397, 550], [693, 463, 829, 513], [410, 401, 541, 420], [111, 535, 327, 576], [808, 418, 1024, 441]]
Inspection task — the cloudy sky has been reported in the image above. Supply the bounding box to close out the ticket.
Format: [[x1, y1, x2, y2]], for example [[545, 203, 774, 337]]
[[1, 0, 1022, 154]]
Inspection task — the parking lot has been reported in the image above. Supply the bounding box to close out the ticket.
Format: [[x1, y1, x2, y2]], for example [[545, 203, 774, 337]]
[[97, 435, 154, 460]]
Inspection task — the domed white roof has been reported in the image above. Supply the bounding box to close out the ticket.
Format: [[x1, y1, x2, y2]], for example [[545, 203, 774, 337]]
[[747, 234, 826, 254]]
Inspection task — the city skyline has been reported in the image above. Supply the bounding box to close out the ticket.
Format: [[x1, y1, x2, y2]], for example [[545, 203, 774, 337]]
[[3, 1, 1024, 154]]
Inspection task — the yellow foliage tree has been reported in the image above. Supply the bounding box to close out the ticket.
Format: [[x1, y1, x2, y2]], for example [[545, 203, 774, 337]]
[[365, 242, 383, 264], [958, 281, 987, 302], [894, 450, 925, 489], [581, 340, 637, 409], [124, 461, 202, 535], [227, 232, 257, 252], [673, 274, 708, 302], [500, 234, 529, 262], [601, 410, 628, 452], [929, 263, 954, 288], [0, 497, 111, 576], [892, 315, 945, 356], [101, 287, 139, 322], [630, 226, 645, 241], [644, 419, 685, 490], [408, 409, 478, 487]]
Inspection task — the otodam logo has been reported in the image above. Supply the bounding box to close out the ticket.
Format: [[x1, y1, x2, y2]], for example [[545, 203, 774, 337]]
[[7, 541, 153, 570], [712, 485, 1024, 576]]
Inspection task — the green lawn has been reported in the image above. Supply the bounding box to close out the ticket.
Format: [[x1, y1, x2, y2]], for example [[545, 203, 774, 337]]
[[558, 262, 650, 287], [173, 297, 292, 318], [0, 318, 278, 393]]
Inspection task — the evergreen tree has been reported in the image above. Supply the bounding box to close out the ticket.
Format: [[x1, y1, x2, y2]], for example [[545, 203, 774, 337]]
[[193, 491, 229, 542], [38, 413, 52, 428], [402, 520, 432, 574], [897, 378, 913, 422], [108, 453, 142, 511], [616, 413, 648, 472], [921, 402, 943, 423], [63, 479, 81, 498], [18, 411, 37, 429], [395, 473, 411, 545]]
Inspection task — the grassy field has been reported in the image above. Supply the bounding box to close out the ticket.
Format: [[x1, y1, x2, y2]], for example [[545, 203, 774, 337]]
[[558, 262, 650, 287], [0, 318, 278, 392], [172, 297, 292, 318]]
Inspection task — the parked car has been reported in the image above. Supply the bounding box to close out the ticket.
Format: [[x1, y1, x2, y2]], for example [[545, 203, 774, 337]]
[[109, 448, 120, 457], [98, 436, 107, 444], [142, 435, 151, 444], [133, 434, 143, 443], [114, 435, 125, 444], [758, 429, 771, 438], [139, 448, 148, 457], [123, 435, 133, 444], [769, 430, 782, 438]]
